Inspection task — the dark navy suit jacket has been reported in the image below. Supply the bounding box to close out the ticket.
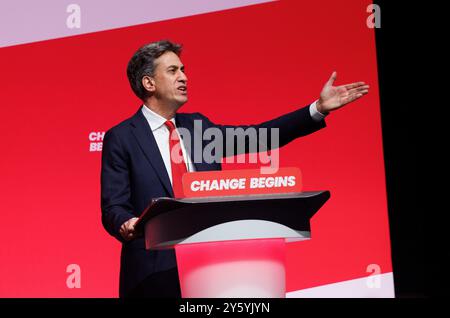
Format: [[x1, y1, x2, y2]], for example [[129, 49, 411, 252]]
[[100, 104, 326, 297]]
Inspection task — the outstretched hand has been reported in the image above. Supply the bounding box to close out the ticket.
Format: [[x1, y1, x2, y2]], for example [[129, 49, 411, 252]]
[[316, 72, 369, 114]]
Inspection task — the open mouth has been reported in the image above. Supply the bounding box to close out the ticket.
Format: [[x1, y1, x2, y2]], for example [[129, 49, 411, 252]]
[[177, 86, 187, 93]]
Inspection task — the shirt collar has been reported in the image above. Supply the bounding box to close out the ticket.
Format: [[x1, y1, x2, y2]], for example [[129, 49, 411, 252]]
[[141, 105, 176, 131]]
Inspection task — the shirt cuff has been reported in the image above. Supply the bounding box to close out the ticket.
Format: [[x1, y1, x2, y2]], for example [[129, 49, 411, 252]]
[[309, 100, 328, 122]]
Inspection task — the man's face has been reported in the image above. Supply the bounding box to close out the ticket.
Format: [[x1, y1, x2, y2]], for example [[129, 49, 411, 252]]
[[151, 51, 188, 108]]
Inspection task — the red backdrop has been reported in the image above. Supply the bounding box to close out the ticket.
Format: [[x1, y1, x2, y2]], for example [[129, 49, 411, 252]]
[[0, 0, 392, 297]]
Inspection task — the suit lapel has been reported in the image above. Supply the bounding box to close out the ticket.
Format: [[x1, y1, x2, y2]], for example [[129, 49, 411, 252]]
[[130, 108, 174, 197], [176, 113, 221, 172]]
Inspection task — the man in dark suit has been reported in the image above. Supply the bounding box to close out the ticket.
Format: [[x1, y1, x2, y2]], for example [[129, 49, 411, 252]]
[[101, 40, 369, 297]]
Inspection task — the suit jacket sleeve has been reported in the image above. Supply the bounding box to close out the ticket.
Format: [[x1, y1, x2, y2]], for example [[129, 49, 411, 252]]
[[197, 104, 326, 155], [101, 129, 136, 243]]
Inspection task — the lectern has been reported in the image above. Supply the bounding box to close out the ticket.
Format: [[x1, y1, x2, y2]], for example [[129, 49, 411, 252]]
[[135, 191, 330, 298]]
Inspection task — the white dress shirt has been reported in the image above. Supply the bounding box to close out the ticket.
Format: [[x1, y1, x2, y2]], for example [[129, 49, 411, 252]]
[[141, 103, 327, 185], [309, 100, 327, 121], [141, 105, 195, 186]]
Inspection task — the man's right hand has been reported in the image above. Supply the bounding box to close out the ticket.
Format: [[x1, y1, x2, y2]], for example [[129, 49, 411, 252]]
[[119, 217, 139, 241]]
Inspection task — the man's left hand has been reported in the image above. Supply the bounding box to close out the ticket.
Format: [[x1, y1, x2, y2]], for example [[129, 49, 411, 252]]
[[316, 71, 369, 114]]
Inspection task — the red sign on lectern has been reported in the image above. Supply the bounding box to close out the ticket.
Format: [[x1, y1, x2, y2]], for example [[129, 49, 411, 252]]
[[181, 167, 302, 198]]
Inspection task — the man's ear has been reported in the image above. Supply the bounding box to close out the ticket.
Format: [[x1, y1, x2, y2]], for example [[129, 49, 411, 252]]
[[142, 75, 156, 94]]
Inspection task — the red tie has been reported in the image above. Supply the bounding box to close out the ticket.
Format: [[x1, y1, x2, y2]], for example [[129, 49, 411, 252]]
[[165, 120, 187, 198]]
